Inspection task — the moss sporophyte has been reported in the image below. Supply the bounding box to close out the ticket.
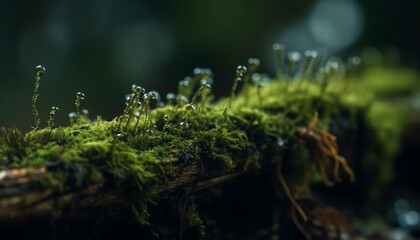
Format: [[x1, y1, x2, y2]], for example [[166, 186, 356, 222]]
[[0, 44, 412, 238]]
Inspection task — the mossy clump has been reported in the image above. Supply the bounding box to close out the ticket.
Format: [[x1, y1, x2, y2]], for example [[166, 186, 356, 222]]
[[357, 65, 420, 98], [0, 49, 414, 228]]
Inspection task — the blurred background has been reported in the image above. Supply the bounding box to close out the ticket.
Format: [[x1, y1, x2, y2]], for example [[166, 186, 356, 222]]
[[0, 0, 419, 130]]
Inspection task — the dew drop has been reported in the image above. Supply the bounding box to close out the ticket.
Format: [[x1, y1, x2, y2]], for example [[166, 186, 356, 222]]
[[236, 65, 247, 76], [325, 61, 339, 73], [193, 67, 204, 76], [132, 84, 144, 94], [34, 65, 46, 76], [185, 104, 196, 111], [178, 95, 189, 104], [68, 112, 77, 118], [248, 58, 260, 68], [305, 50, 318, 59], [164, 114, 170, 120], [179, 79, 190, 87], [125, 93, 135, 105], [272, 43, 284, 53], [135, 112, 141, 117], [131, 84, 139, 92], [68, 112, 77, 124], [180, 122, 189, 128], [203, 68, 213, 77], [82, 109, 89, 116], [146, 129, 154, 134], [277, 137, 285, 147], [252, 73, 261, 82], [166, 92, 176, 101], [50, 106, 59, 114], [148, 91, 159, 101], [348, 56, 361, 66], [116, 133, 124, 139], [200, 79, 212, 89], [76, 92, 85, 100], [288, 52, 301, 63], [273, 44, 284, 80], [158, 101, 165, 108]]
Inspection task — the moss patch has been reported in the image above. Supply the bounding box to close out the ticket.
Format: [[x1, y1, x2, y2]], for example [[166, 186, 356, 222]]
[[0, 62, 414, 225]]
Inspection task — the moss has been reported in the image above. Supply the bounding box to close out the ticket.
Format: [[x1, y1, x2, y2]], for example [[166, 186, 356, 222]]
[[0, 55, 416, 227], [179, 199, 204, 238], [357, 66, 420, 98], [363, 101, 410, 201]]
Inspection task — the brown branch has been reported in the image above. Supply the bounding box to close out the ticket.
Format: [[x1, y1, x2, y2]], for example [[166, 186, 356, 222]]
[[0, 155, 258, 224]]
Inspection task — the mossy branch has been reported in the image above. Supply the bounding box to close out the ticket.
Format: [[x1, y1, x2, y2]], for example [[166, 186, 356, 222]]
[[0, 47, 412, 238]]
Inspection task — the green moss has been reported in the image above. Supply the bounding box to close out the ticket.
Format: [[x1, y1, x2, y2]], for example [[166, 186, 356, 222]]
[[0, 57, 415, 226], [357, 66, 420, 98], [363, 101, 410, 201]]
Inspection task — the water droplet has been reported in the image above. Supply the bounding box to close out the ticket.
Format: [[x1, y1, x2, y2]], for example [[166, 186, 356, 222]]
[[131, 84, 144, 94], [200, 79, 212, 89], [401, 211, 420, 227], [164, 114, 170, 120], [50, 106, 59, 114], [288, 52, 301, 63], [236, 65, 247, 76], [179, 79, 190, 87], [131, 84, 139, 92], [185, 104, 195, 111], [203, 68, 213, 77], [305, 50, 318, 59], [180, 122, 189, 128], [178, 95, 189, 104], [166, 92, 176, 101], [248, 58, 260, 68], [273, 44, 284, 80], [148, 91, 159, 101], [135, 112, 141, 117], [349, 56, 361, 66], [277, 138, 285, 147], [125, 93, 135, 105], [252, 73, 261, 82], [82, 109, 89, 116], [193, 67, 204, 76], [146, 129, 154, 134], [68, 112, 77, 124], [325, 61, 339, 73], [116, 133, 124, 139], [272, 43, 284, 53], [68, 112, 76, 118], [34, 65, 46, 76], [76, 92, 85, 100]]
